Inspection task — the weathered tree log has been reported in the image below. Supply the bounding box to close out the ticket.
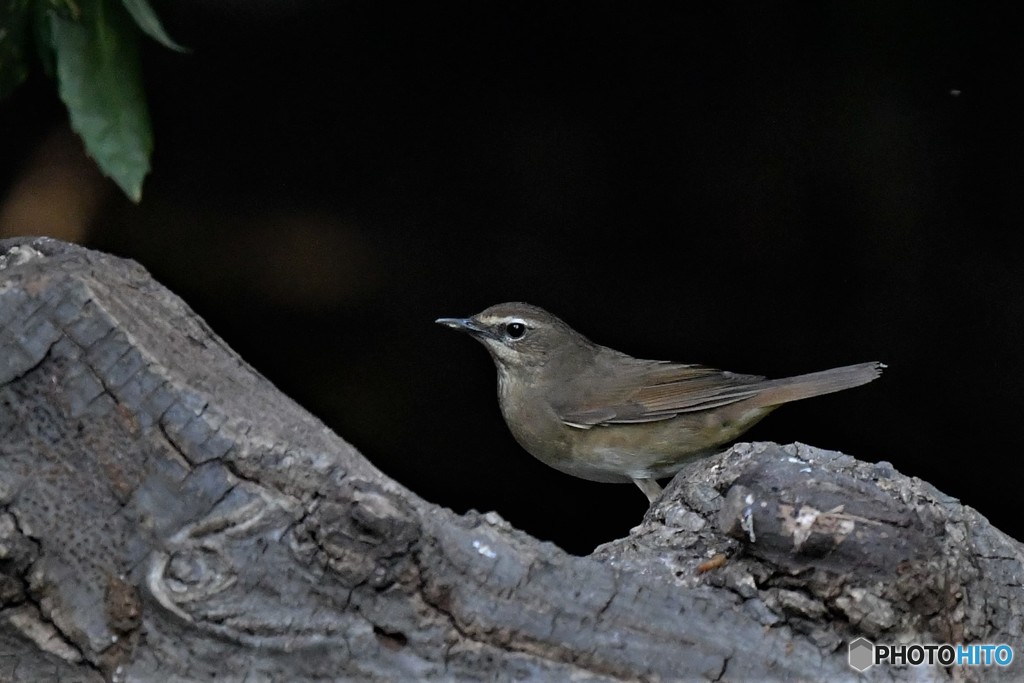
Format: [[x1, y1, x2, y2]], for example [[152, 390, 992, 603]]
[[0, 237, 1020, 682]]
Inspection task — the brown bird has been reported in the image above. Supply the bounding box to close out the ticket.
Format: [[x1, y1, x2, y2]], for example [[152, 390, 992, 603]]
[[437, 302, 884, 502]]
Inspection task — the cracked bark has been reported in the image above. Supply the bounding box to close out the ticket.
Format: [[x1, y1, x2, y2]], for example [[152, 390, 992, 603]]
[[0, 237, 1021, 682]]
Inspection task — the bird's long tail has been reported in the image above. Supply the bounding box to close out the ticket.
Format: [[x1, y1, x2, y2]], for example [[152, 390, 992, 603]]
[[752, 361, 885, 408]]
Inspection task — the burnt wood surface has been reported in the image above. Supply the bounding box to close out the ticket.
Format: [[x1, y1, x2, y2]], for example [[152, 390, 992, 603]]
[[0, 237, 1020, 682]]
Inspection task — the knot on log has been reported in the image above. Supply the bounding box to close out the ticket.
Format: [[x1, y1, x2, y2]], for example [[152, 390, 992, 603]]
[[290, 481, 420, 590]]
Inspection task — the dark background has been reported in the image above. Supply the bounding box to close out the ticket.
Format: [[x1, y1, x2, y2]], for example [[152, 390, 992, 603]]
[[3, 2, 1022, 554]]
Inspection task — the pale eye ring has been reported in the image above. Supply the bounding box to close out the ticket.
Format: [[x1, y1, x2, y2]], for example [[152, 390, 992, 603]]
[[504, 321, 527, 340]]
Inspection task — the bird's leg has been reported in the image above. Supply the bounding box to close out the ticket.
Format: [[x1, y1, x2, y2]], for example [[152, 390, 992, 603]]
[[631, 477, 663, 504]]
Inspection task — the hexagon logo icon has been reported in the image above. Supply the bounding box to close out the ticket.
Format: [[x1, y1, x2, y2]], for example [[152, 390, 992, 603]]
[[849, 637, 875, 672]]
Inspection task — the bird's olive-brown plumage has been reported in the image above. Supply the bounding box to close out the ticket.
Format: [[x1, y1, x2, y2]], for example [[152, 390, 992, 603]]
[[437, 302, 883, 502]]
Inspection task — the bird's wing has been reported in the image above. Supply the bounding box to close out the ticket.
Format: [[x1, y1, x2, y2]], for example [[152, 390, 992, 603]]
[[554, 361, 766, 429]]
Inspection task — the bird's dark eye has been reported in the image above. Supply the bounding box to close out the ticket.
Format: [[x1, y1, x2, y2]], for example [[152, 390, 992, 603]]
[[504, 322, 527, 340]]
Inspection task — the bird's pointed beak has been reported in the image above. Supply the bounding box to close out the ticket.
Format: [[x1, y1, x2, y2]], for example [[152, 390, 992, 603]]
[[435, 317, 485, 335]]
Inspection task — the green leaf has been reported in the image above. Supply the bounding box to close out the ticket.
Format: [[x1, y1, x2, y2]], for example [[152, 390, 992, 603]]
[[0, 0, 33, 98], [50, 0, 152, 202], [33, 3, 57, 77], [121, 0, 187, 52], [50, 0, 82, 21]]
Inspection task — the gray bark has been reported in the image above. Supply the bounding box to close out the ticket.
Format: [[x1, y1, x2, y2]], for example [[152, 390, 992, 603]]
[[0, 237, 1020, 682]]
